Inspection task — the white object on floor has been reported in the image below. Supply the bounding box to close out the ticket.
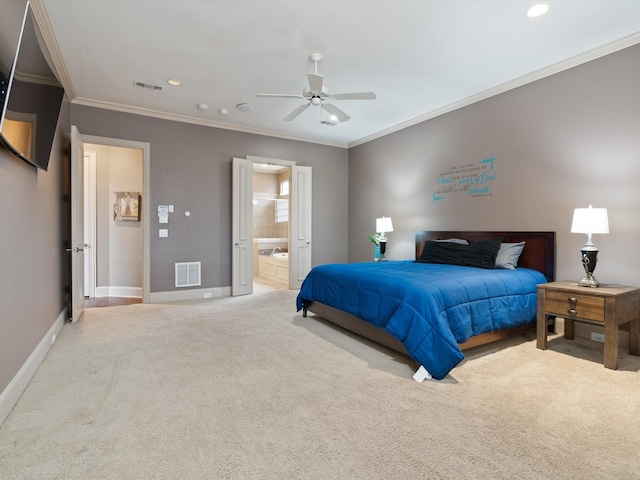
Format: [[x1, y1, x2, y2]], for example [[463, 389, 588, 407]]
[[413, 365, 433, 382]]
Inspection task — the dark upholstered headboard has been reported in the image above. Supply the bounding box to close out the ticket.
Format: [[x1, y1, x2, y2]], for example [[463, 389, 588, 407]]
[[415, 231, 556, 281]]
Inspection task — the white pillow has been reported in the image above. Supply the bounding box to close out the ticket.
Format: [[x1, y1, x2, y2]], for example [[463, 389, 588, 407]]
[[495, 242, 526, 270]]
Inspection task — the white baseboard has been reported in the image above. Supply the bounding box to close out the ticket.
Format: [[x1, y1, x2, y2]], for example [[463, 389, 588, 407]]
[[573, 322, 630, 345], [0, 308, 66, 426], [149, 286, 231, 303], [95, 286, 142, 298]]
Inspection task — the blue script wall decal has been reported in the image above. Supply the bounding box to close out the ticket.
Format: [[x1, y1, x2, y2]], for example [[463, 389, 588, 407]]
[[432, 155, 496, 201]]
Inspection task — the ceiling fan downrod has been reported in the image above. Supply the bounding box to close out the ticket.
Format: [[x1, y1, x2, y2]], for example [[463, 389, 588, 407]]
[[310, 53, 322, 75]]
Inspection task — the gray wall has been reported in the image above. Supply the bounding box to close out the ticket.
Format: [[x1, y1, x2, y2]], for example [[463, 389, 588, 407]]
[[107, 147, 143, 289], [348, 44, 640, 288], [70, 106, 349, 293], [0, 97, 70, 395]]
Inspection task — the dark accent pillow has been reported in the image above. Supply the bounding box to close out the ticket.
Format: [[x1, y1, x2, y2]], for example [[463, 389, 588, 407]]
[[415, 237, 502, 269], [431, 238, 469, 245]]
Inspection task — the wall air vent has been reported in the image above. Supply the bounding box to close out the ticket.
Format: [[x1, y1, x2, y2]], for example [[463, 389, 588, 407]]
[[133, 80, 163, 92], [175, 262, 201, 287]]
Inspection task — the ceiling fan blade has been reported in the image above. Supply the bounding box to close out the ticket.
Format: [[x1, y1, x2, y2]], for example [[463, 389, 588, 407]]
[[321, 103, 351, 122], [283, 103, 311, 121], [257, 93, 305, 99], [307, 73, 323, 93], [332, 92, 376, 100]]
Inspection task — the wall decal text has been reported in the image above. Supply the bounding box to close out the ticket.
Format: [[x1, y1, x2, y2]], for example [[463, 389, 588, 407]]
[[433, 156, 496, 202]]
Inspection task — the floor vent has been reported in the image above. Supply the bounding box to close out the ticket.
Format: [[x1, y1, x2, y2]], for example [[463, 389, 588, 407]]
[[175, 262, 201, 287], [133, 80, 163, 92]]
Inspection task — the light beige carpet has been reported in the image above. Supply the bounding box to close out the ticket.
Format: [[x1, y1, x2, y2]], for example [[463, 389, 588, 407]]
[[1, 289, 639, 479]]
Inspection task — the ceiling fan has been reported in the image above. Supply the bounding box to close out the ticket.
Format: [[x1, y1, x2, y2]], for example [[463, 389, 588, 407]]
[[257, 53, 376, 123]]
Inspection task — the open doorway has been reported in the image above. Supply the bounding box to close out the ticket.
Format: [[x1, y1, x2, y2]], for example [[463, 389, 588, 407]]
[[73, 130, 150, 308], [252, 162, 290, 291], [231, 156, 312, 296], [83, 143, 143, 307]]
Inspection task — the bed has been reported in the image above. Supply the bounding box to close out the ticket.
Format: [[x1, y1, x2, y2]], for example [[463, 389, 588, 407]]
[[296, 231, 555, 380]]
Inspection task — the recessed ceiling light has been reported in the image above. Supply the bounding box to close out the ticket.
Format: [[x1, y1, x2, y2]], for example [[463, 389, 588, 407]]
[[197, 103, 208, 111], [219, 108, 229, 115], [167, 79, 182, 86], [237, 103, 253, 112], [527, 4, 549, 18]]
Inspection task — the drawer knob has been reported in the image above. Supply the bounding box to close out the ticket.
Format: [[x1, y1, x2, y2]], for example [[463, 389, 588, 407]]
[[568, 309, 577, 315], [568, 297, 577, 303]]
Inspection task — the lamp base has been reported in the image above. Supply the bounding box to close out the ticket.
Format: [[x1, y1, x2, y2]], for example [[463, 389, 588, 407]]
[[578, 248, 601, 287], [377, 241, 387, 261], [578, 273, 601, 288]]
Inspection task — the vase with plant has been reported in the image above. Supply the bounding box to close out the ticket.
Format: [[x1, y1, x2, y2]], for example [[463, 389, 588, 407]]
[[368, 233, 382, 260]]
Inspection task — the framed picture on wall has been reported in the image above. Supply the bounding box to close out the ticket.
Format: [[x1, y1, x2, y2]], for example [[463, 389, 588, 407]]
[[114, 191, 141, 221]]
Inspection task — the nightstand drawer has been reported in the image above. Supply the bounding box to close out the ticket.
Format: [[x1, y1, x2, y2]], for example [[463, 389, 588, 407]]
[[545, 291, 605, 321]]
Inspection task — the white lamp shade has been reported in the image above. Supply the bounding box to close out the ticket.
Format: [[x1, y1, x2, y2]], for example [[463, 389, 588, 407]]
[[376, 216, 393, 233], [571, 205, 609, 234]]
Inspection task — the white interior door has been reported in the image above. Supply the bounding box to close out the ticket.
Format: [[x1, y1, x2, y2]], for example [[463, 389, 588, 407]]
[[232, 157, 253, 296], [289, 165, 312, 289], [70, 125, 86, 322]]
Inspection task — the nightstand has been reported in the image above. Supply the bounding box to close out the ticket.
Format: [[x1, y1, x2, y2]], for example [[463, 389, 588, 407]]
[[537, 281, 640, 369]]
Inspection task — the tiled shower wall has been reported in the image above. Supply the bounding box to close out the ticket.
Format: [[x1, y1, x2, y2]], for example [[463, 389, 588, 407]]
[[253, 193, 288, 238]]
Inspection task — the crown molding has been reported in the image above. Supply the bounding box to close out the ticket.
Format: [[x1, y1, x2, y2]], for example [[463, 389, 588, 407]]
[[71, 97, 348, 149], [29, 0, 76, 99]]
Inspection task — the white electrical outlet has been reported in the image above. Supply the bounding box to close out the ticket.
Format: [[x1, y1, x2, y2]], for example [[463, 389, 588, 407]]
[[591, 332, 605, 343], [204, 292, 212, 299]]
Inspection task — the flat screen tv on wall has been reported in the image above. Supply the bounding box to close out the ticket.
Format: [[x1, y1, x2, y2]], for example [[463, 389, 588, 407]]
[[0, 0, 64, 171]]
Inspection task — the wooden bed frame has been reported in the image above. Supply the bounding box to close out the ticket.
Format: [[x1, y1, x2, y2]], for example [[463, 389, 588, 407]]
[[303, 231, 555, 355]]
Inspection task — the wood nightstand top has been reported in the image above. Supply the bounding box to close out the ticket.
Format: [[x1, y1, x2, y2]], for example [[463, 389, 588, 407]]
[[538, 281, 640, 297]]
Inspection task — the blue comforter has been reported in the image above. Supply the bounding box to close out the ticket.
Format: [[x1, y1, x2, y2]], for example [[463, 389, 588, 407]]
[[296, 261, 547, 380]]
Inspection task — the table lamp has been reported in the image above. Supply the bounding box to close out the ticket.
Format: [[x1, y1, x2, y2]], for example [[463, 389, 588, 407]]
[[570, 205, 609, 287]]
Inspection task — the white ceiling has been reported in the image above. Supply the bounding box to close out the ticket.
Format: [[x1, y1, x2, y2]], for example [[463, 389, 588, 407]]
[[35, 0, 640, 148]]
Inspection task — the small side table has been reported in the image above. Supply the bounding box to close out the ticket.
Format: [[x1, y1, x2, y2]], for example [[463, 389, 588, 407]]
[[537, 281, 640, 369]]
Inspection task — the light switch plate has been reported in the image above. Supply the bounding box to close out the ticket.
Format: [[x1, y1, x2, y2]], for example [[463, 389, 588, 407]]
[[159, 229, 168, 238], [168, 205, 174, 213]]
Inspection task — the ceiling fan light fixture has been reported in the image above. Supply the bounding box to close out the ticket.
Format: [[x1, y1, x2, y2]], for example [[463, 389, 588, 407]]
[[258, 53, 375, 122]]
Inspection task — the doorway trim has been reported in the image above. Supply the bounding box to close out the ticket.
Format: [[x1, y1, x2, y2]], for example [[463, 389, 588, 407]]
[[247, 155, 296, 169], [78, 134, 151, 304], [83, 151, 97, 298]]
